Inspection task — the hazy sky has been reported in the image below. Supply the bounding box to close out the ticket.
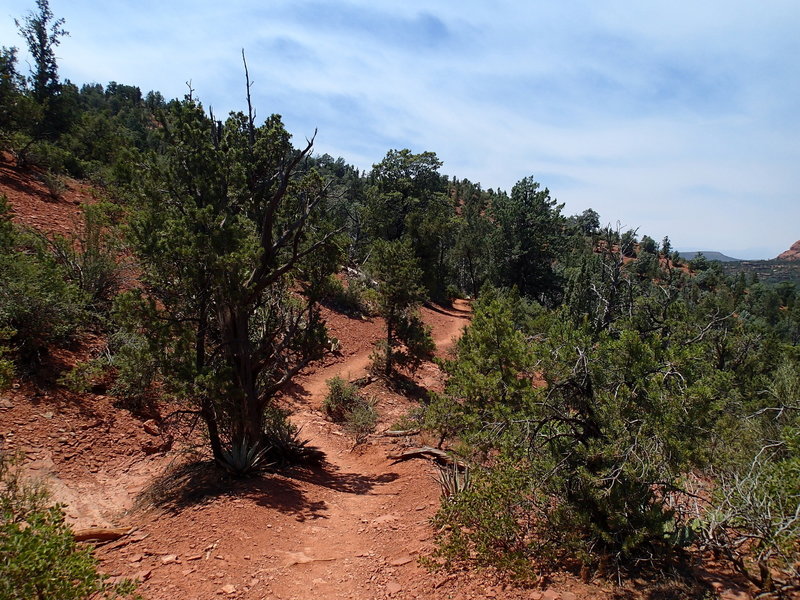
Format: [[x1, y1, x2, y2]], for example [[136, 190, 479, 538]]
[[2, 0, 798, 258]]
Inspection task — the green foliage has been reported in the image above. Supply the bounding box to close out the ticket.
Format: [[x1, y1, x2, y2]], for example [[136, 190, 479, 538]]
[[429, 245, 800, 580], [260, 406, 317, 467], [323, 376, 377, 443], [0, 328, 14, 390], [432, 458, 546, 579], [0, 453, 137, 600], [42, 202, 123, 312], [316, 274, 377, 316], [368, 238, 432, 377], [0, 229, 87, 365], [342, 399, 378, 444], [56, 358, 104, 393], [119, 96, 335, 474], [322, 376, 361, 420], [487, 177, 567, 304]]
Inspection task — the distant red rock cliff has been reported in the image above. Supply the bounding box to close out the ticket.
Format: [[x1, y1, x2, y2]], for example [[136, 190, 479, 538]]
[[777, 240, 800, 261]]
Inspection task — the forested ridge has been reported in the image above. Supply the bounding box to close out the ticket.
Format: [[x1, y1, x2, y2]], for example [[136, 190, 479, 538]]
[[1, 2, 798, 599]]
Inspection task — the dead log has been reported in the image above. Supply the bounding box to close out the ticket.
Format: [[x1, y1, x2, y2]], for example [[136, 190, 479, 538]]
[[382, 429, 420, 437], [387, 446, 465, 469], [349, 375, 377, 388], [73, 527, 133, 544]]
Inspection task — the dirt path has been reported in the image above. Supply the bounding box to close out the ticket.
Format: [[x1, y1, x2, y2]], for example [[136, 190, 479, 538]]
[[265, 299, 471, 600], [83, 300, 472, 600]]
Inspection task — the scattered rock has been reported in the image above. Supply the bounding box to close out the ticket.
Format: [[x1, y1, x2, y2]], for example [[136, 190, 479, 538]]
[[386, 581, 402, 595], [0, 399, 13, 409], [561, 592, 577, 600], [142, 419, 161, 436], [141, 433, 173, 454], [134, 569, 152, 582]]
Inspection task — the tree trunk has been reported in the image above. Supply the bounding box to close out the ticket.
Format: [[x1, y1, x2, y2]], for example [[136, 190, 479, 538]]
[[385, 316, 394, 377], [218, 303, 263, 449]]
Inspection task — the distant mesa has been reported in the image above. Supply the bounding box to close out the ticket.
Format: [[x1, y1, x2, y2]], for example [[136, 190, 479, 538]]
[[776, 240, 800, 261], [678, 251, 741, 263]]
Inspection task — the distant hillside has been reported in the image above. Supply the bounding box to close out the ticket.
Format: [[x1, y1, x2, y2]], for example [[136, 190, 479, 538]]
[[719, 260, 800, 285], [776, 240, 800, 261], [679, 251, 742, 263]]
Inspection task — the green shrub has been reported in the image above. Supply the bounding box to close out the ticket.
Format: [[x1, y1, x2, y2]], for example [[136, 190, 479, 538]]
[[0, 453, 137, 599], [342, 398, 378, 444], [0, 250, 87, 364], [57, 358, 105, 393], [323, 376, 362, 422], [0, 328, 14, 390], [0, 199, 88, 365], [323, 376, 378, 443], [106, 328, 158, 411], [317, 274, 377, 316], [44, 202, 124, 311]]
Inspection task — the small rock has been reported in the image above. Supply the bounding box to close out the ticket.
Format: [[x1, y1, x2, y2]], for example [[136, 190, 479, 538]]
[[160, 554, 178, 564], [143, 419, 161, 436], [134, 569, 152, 582], [386, 581, 402, 595], [0, 399, 13, 409], [221, 584, 236, 594], [561, 593, 577, 600], [186, 554, 203, 561], [390, 556, 413, 566], [541, 590, 560, 600], [128, 554, 143, 563], [42, 411, 54, 419]]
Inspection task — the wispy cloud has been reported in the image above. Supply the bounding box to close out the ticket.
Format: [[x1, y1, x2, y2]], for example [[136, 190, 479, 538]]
[[1, 0, 798, 258]]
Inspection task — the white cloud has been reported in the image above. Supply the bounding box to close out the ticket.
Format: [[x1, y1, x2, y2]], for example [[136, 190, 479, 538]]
[[1, 0, 798, 258]]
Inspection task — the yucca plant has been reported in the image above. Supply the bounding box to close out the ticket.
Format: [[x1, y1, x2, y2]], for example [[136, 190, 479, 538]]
[[436, 461, 471, 500]]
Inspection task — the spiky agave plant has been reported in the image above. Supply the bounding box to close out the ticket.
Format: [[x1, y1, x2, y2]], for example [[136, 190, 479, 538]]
[[219, 437, 271, 476]]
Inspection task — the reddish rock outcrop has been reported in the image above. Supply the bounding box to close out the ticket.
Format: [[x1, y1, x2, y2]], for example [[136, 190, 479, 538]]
[[777, 240, 800, 261]]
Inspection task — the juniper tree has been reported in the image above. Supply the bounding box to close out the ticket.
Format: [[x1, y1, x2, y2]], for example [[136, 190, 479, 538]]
[[120, 85, 338, 473]]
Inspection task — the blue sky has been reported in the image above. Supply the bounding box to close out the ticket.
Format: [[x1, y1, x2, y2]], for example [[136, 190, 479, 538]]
[[2, 0, 798, 258]]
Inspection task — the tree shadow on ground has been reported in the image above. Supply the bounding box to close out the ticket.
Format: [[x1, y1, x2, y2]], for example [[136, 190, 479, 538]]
[[386, 371, 431, 402], [423, 301, 471, 320], [280, 379, 313, 407], [608, 564, 720, 600], [140, 451, 399, 522]]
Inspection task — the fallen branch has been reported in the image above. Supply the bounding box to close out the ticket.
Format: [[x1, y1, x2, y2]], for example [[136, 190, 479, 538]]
[[350, 375, 377, 388], [382, 429, 420, 437], [387, 446, 465, 469], [73, 527, 134, 544]]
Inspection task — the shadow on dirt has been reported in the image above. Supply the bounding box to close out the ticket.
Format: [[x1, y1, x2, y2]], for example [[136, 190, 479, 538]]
[[139, 452, 400, 522], [423, 301, 471, 320]]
